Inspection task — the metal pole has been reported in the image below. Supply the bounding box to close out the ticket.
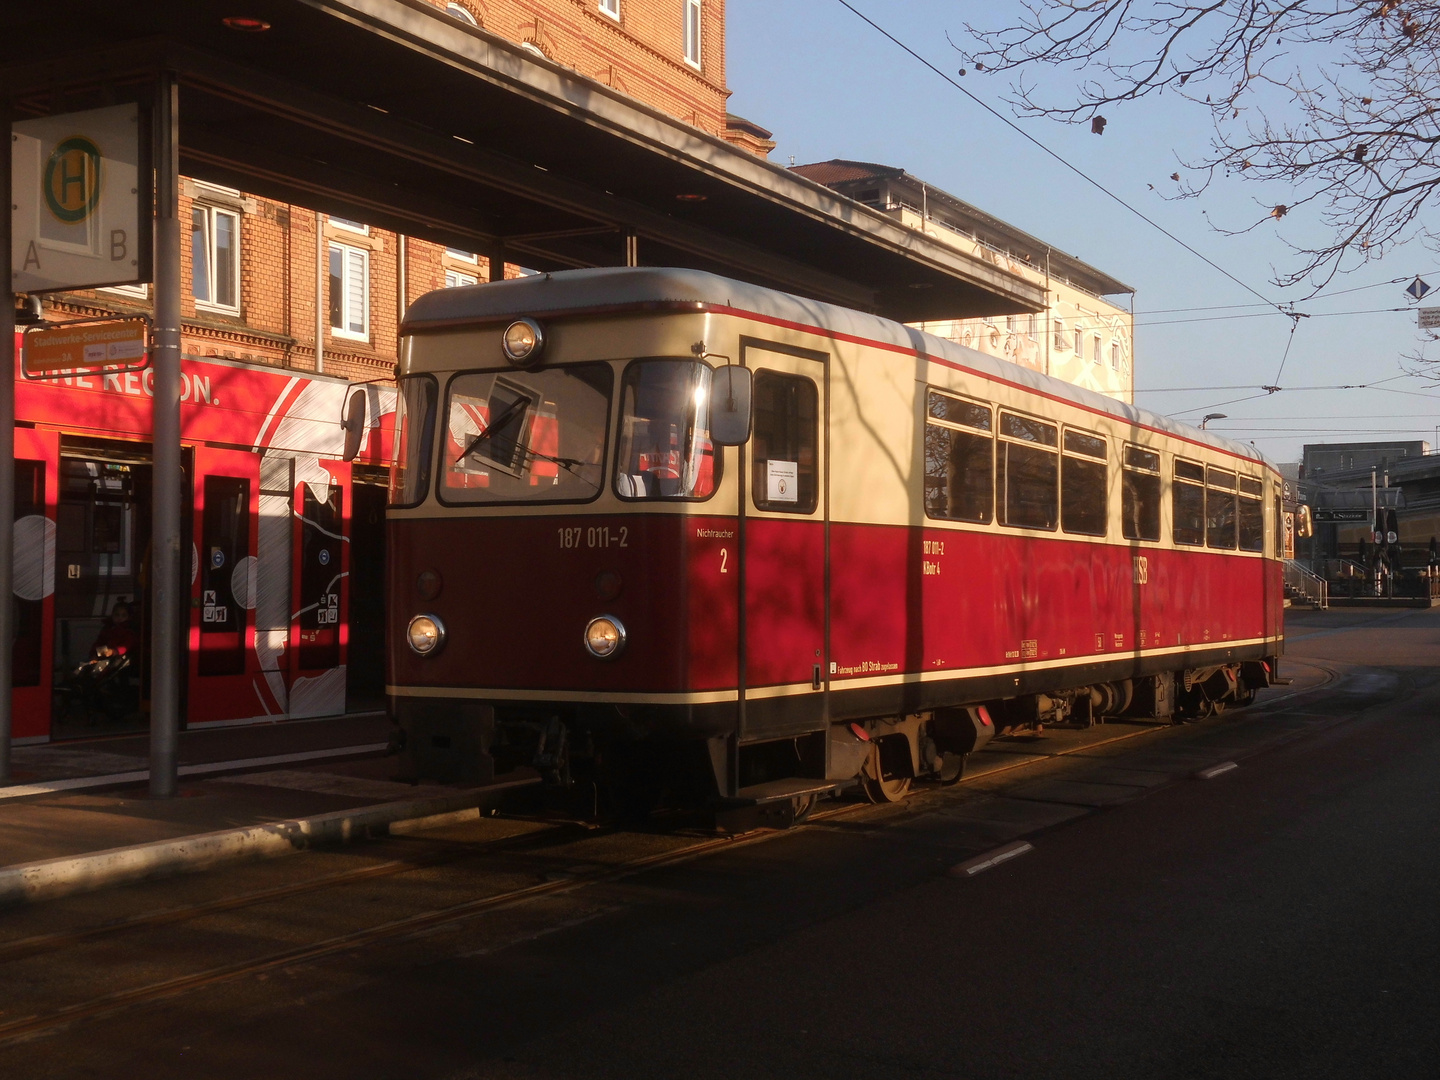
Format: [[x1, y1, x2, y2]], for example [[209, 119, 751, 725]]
[[315, 210, 325, 374], [150, 73, 182, 797], [0, 106, 14, 783]]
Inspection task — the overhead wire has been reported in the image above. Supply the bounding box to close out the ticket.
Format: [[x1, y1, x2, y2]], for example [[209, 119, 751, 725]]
[[831, 0, 1290, 317]]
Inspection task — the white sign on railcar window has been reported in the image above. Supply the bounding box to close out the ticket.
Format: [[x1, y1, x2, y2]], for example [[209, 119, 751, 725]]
[[766, 459, 798, 502], [11, 104, 147, 293]]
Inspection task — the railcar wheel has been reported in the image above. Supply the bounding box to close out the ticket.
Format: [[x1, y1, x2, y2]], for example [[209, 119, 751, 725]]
[[938, 751, 967, 786], [862, 743, 912, 803]]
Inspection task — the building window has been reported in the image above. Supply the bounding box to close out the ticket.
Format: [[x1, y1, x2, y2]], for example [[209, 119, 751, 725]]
[[445, 2, 477, 25], [101, 283, 149, 300], [329, 215, 368, 235], [1053, 318, 1066, 350], [329, 242, 369, 340], [1073, 328, 1083, 356], [1111, 341, 1121, 369], [445, 247, 478, 263], [191, 204, 240, 313], [445, 269, 478, 288], [683, 0, 702, 67], [600, 0, 619, 20], [1093, 334, 1102, 365]]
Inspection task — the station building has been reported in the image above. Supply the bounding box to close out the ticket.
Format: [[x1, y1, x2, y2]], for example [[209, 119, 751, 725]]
[[791, 160, 1136, 404]]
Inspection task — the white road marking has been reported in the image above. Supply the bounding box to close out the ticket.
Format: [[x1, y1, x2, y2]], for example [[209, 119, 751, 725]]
[[950, 840, 1034, 878], [1195, 761, 1239, 780]]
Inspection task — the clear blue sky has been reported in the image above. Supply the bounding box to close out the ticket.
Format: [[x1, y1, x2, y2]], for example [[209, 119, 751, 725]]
[[726, 0, 1440, 463]]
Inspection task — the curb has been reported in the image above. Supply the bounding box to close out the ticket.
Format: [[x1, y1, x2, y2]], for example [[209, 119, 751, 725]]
[[0, 780, 531, 908]]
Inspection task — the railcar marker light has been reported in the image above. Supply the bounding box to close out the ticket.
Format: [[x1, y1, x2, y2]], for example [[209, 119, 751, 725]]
[[1196, 761, 1238, 780], [502, 319, 544, 365], [951, 841, 1033, 878], [407, 614, 446, 656], [584, 615, 626, 659]]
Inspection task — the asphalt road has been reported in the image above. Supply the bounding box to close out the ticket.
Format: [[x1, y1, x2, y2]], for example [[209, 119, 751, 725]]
[[4, 608, 1438, 1079]]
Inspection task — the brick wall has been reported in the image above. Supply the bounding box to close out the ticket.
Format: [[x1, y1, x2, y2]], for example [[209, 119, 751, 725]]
[[42, 0, 739, 391]]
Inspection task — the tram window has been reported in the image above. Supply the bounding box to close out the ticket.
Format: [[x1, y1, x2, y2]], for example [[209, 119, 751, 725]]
[[198, 475, 250, 677], [389, 375, 437, 509], [1275, 493, 1286, 556], [998, 411, 1058, 530], [1061, 428, 1107, 536], [1206, 466, 1238, 549], [439, 364, 612, 505], [1239, 492, 1265, 552], [614, 360, 721, 500], [923, 390, 992, 524], [1173, 458, 1205, 545], [1122, 445, 1161, 541], [751, 371, 819, 513], [299, 484, 342, 671]]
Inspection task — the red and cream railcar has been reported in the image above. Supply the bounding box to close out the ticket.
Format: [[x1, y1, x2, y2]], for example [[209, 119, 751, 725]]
[[388, 268, 1283, 807], [8, 343, 396, 744]]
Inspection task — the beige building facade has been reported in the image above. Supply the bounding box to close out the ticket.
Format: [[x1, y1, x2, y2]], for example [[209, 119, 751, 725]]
[[792, 161, 1135, 404]]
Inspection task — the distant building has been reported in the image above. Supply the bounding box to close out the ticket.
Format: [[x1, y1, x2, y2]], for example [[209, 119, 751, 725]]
[[1297, 440, 1440, 562], [791, 160, 1135, 403], [1302, 440, 1429, 480]]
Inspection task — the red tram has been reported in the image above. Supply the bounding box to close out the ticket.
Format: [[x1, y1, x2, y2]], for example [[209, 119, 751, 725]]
[[9, 344, 395, 743], [387, 268, 1283, 811]]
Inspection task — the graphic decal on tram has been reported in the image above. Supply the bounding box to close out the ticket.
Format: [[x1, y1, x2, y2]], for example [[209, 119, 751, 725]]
[[386, 267, 1283, 815], [9, 343, 395, 742]]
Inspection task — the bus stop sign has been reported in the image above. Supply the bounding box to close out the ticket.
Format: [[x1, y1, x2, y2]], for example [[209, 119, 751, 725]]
[[10, 103, 149, 293]]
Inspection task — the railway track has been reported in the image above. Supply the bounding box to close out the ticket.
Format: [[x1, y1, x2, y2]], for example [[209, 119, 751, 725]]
[[0, 664, 1353, 1048]]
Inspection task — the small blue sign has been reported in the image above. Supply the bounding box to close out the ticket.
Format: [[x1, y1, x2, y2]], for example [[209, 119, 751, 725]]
[[210, 547, 225, 569], [1408, 276, 1431, 301], [318, 548, 331, 566]]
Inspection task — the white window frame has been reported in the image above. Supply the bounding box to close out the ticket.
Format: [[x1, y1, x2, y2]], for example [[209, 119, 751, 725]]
[[683, 0, 702, 68], [1093, 334, 1103, 365], [445, 3, 477, 25], [329, 241, 370, 342], [445, 247, 478, 263], [329, 215, 369, 235], [600, 0, 620, 20], [445, 269, 478, 288], [191, 203, 241, 315], [1111, 341, 1121, 369], [1073, 327, 1083, 356], [101, 283, 149, 300]]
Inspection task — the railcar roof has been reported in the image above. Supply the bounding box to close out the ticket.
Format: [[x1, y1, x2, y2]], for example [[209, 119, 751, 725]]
[[403, 267, 1274, 472]]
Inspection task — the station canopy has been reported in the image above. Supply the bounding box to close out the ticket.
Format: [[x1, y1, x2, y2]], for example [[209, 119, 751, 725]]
[[0, 0, 1045, 322]]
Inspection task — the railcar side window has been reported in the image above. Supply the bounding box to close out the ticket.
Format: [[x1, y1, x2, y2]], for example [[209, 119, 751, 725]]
[[1173, 458, 1205, 545], [923, 390, 993, 524], [1206, 466, 1238, 549], [388, 375, 437, 508], [439, 363, 612, 505], [1275, 491, 1286, 557], [1061, 428, 1107, 536], [751, 371, 819, 513], [998, 411, 1058, 530], [1238, 476, 1264, 552], [614, 361, 720, 500], [1122, 445, 1161, 541]]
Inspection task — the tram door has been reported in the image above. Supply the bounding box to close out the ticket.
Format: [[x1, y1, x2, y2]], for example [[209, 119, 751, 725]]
[[11, 429, 59, 741], [288, 460, 351, 718], [189, 447, 262, 724], [740, 344, 828, 741]]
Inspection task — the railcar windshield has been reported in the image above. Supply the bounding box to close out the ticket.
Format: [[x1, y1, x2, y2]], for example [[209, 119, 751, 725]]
[[388, 375, 437, 508], [613, 360, 719, 500], [439, 363, 612, 505]]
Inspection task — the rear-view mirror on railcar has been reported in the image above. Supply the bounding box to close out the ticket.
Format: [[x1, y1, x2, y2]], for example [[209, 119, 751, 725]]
[[341, 388, 367, 462], [709, 365, 753, 446]]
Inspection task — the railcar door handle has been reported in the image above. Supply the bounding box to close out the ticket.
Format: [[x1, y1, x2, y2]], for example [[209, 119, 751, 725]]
[[812, 664, 823, 691]]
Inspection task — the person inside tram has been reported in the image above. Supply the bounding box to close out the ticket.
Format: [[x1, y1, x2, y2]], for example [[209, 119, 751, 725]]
[[90, 599, 138, 661]]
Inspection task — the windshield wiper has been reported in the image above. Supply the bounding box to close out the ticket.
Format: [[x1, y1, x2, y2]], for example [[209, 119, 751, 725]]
[[460, 396, 530, 462], [525, 447, 600, 490]]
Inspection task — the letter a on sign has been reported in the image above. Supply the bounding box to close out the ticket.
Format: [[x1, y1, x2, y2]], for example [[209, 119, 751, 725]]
[[11, 103, 149, 292]]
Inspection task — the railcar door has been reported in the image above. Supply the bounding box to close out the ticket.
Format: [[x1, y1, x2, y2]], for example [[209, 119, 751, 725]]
[[289, 460, 351, 718], [189, 447, 262, 724], [739, 343, 828, 741]]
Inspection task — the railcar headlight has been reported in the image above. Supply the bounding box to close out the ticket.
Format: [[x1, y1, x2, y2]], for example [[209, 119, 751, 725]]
[[502, 318, 544, 366], [407, 614, 446, 656], [584, 615, 626, 659]]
